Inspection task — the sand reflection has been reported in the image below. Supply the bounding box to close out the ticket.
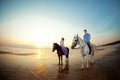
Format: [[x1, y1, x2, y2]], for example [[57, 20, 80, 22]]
[[30, 64, 49, 80], [58, 61, 69, 73], [37, 49, 41, 59]]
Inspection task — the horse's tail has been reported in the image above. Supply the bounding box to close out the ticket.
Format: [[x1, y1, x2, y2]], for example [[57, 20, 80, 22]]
[[93, 44, 97, 54], [66, 47, 69, 58], [90, 43, 97, 56]]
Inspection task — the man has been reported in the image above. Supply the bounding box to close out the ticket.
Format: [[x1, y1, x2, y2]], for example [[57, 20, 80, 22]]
[[83, 29, 91, 54]]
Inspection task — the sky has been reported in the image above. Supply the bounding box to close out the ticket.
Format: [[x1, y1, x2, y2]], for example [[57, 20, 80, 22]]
[[0, 0, 120, 48]]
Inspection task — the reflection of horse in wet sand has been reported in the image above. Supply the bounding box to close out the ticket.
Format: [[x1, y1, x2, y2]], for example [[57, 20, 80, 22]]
[[52, 43, 69, 65], [58, 62, 69, 73], [57, 62, 69, 80], [71, 35, 97, 69]]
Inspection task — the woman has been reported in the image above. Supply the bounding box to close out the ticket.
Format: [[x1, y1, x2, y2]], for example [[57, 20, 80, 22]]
[[60, 37, 68, 55]]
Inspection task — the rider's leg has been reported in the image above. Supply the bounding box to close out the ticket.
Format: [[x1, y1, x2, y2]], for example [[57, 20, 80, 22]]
[[87, 42, 91, 54]]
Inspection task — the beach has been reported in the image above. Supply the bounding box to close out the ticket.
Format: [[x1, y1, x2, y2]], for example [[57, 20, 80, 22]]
[[0, 43, 120, 80]]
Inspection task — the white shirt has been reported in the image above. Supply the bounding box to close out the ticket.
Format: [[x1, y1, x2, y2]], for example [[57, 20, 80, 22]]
[[60, 41, 64, 46]]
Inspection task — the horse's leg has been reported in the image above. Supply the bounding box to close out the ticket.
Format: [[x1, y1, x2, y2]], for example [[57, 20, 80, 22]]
[[91, 52, 94, 64], [58, 55, 60, 65], [86, 54, 89, 68], [65, 48, 69, 64], [91, 55, 94, 64], [66, 57, 69, 65], [61, 55, 63, 65], [81, 55, 84, 69], [91, 45, 96, 64], [65, 54, 69, 64]]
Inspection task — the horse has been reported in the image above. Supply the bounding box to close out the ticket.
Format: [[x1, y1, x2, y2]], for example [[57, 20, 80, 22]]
[[52, 43, 69, 65], [71, 35, 97, 69]]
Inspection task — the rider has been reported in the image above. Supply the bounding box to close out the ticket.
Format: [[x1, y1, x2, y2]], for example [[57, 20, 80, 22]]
[[60, 37, 67, 55], [83, 29, 91, 54]]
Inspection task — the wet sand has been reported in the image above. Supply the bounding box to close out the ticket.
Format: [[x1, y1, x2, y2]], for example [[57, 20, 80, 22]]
[[0, 43, 120, 80]]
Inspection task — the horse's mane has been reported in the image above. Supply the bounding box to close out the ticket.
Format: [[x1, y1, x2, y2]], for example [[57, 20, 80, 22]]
[[78, 36, 86, 47], [54, 43, 59, 45], [54, 43, 63, 52], [54, 43, 60, 47]]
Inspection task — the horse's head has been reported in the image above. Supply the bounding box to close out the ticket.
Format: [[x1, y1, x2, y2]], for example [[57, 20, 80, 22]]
[[71, 34, 79, 49], [52, 43, 58, 52]]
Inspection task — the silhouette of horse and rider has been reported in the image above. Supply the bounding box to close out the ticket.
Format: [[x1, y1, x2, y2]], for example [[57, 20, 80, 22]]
[[52, 37, 69, 65], [52, 29, 97, 69]]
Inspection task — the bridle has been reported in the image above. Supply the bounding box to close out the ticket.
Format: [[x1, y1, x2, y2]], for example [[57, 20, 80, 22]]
[[75, 36, 87, 48]]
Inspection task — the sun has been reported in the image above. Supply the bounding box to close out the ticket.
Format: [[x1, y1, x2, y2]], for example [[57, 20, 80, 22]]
[[32, 37, 45, 48], [31, 31, 50, 48], [35, 40, 44, 47]]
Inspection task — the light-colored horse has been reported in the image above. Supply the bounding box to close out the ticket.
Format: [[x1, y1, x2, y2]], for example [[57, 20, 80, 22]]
[[71, 35, 97, 69]]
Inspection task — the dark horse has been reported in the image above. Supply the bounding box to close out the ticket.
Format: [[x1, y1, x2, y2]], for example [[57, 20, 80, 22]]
[[52, 43, 69, 65]]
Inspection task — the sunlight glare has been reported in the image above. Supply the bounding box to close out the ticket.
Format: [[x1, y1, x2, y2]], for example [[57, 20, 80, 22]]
[[37, 49, 41, 59]]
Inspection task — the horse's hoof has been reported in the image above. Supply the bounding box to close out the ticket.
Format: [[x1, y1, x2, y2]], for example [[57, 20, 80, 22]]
[[80, 65, 84, 70], [65, 60, 67, 63], [65, 60, 68, 63], [90, 62, 94, 65], [58, 63, 60, 65], [80, 67, 84, 70], [86, 66, 89, 69]]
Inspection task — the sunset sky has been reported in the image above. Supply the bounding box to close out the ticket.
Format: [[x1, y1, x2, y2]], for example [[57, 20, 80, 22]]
[[0, 0, 120, 48]]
